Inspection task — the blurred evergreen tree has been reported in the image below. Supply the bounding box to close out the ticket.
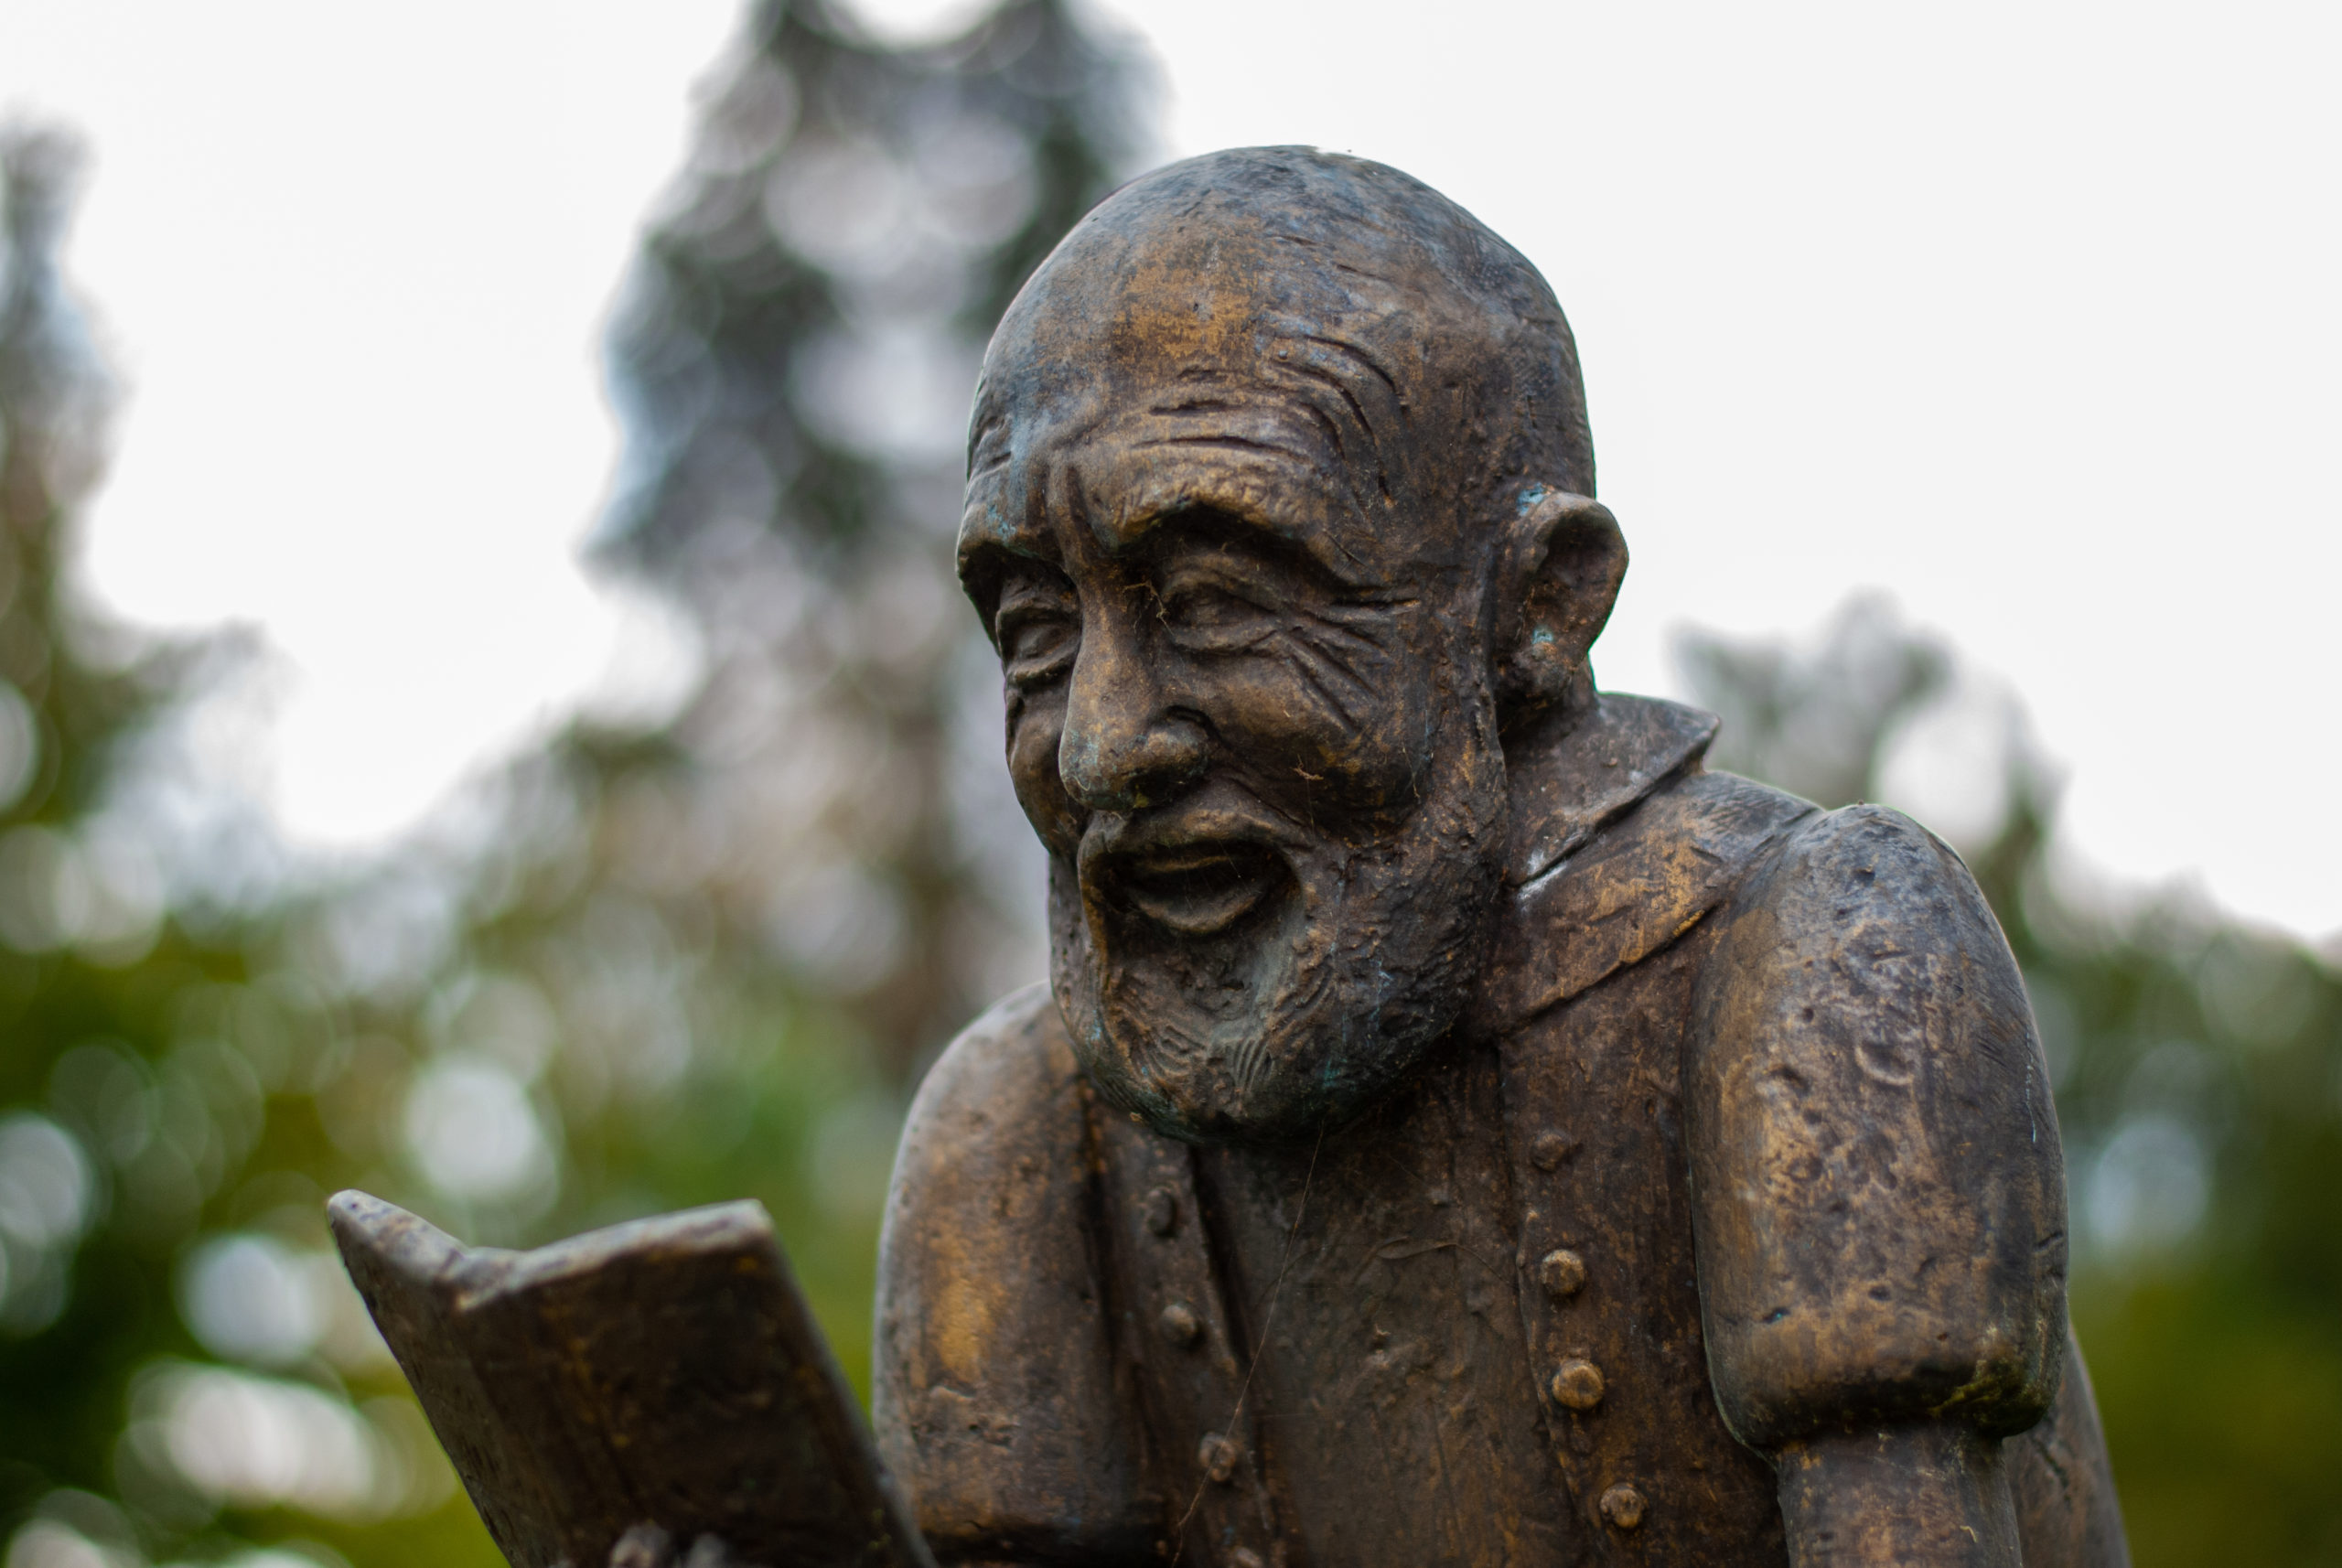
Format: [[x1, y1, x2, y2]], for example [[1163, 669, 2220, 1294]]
[[0, 125, 475, 1568], [594, 0, 1154, 1081], [0, 2, 1155, 1563], [1681, 603, 2342, 1568]]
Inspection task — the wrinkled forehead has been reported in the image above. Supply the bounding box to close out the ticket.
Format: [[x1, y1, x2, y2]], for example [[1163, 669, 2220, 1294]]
[[962, 222, 1465, 574], [962, 373, 1364, 578]]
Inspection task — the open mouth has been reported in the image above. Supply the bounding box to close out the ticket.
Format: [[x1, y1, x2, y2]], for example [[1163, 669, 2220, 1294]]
[[1107, 840, 1287, 937]]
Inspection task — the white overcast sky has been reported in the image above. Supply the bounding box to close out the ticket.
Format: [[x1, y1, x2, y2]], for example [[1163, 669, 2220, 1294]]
[[1, 0, 2337, 938]]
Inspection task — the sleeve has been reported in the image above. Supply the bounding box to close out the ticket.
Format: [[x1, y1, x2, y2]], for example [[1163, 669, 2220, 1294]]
[[872, 983, 1157, 1565], [1685, 805, 2068, 1455]]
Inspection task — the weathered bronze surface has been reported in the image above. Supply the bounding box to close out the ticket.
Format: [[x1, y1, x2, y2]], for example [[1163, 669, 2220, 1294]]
[[329, 1193, 931, 1568], [876, 146, 2130, 1566]]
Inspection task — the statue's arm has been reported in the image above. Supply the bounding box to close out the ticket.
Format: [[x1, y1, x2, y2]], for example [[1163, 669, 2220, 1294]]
[[1686, 806, 2068, 1568], [874, 983, 1158, 1567]]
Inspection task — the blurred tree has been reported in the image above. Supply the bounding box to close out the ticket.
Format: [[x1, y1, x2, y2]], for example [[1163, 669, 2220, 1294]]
[[1681, 602, 2342, 1568], [0, 125, 481, 1568], [5, 2, 1153, 1565], [361, 0, 1156, 1391], [595, 0, 1154, 1081]]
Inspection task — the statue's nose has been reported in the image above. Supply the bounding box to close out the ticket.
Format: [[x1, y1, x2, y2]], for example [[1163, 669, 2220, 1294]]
[[1058, 633, 1209, 812]]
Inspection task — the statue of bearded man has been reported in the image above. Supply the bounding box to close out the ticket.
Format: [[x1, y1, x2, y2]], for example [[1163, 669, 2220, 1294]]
[[874, 147, 2129, 1568]]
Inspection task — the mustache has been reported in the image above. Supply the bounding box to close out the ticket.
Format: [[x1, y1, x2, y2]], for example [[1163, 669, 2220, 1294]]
[[1077, 790, 1302, 865], [1075, 781, 1314, 866], [1075, 781, 1315, 940]]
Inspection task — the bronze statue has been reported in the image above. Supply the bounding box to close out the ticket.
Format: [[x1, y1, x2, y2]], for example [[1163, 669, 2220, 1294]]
[[333, 145, 2129, 1568], [874, 146, 2128, 1567]]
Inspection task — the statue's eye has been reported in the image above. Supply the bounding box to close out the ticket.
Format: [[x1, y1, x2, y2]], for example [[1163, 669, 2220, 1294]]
[[991, 563, 1080, 686], [1160, 576, 1275, 650], [1004, 612, 1073, 662], [997, 607, 1077, 686]]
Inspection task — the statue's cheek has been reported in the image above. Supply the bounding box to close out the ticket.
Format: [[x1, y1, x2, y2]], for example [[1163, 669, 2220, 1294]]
[[1004, 689, 1086, 854], [1187, 638, 1431, 811]]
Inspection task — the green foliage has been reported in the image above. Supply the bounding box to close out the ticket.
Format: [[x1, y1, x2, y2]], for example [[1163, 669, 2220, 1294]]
[[0, 4, 1150, 1565], [598, 0, 1153, 1081], [0, 122, 486, 1568], [1683, 601, 2342, 1567]]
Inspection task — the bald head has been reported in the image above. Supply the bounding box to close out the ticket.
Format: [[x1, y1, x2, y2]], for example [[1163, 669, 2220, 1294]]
[[971, 147, 1595, 559], [962, 150, 1628, 1140]]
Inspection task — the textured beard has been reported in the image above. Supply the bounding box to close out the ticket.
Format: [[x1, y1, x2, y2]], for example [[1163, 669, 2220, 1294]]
[[1049, 732, 1508, 1145]]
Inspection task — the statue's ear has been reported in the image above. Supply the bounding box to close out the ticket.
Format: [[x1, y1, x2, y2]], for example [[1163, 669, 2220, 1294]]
[[1492, 490, 1628, 730]]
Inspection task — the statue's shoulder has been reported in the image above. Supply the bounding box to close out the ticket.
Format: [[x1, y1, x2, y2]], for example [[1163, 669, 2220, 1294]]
[[1718, 798, 2019, 972], [1687, 800, 2065, 1452], [883, 979, 1091, 1274], [876, 982, 1150, 1553], [899, 981, 1082, 1159], [1693, 796, 2044, 1143]]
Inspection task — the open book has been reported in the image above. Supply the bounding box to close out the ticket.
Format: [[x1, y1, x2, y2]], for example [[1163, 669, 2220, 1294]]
[[328, 1192, 934, 1568]]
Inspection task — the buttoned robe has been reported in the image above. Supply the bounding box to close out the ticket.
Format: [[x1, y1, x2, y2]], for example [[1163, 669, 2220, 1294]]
[[874, 696, 2127, 1568]]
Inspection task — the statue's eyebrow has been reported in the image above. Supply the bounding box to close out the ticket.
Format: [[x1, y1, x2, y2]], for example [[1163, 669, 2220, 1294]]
[[1107, 472, 1376, 590], [956, 526, 1063, 641], [955, 454, 1057, 618], [966, 391, 1011, 480]]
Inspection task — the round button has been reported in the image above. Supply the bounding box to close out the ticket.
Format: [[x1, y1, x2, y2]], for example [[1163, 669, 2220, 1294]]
[[1159, 1301, 1202, 1345], [1144, 1185, 1179, 1236], [1599, 1482, 1647, 1530], [1550, 1357, 1605, 1411], [1529, 1131, 1578, 1171], [1539, 1248, 1587, 1300], [1198, 1432, 1241, 1484]]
